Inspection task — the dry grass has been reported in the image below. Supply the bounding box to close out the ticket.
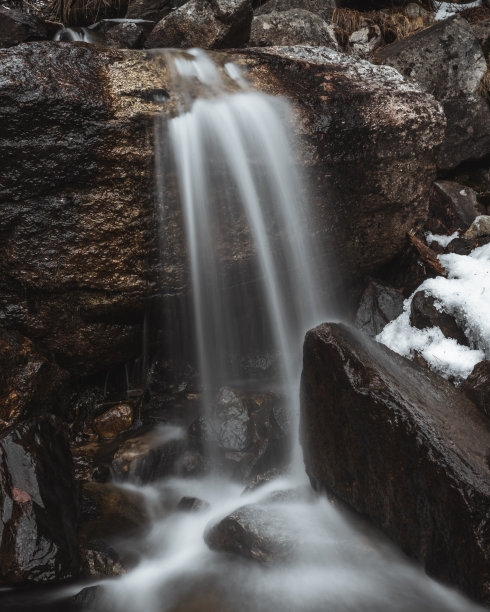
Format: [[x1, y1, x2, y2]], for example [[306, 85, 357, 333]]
[[459, 6, 490, 22], [331, 7, 429, 46], [478, 69, 490, 102], [44, 0, 127, 26]]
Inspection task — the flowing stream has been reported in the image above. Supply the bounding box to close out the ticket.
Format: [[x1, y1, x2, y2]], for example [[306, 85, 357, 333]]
[[19, 49, 482, 612]]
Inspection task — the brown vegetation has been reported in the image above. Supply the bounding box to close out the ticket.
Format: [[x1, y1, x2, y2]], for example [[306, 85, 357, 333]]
[[331, 7, 429, 46], [44, 0, 128, 26]]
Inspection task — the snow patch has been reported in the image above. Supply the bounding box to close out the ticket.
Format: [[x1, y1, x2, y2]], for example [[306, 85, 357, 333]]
[[425, 231, 458, 247], [434, 1, 482, 21], [377, 243, 490, 382]]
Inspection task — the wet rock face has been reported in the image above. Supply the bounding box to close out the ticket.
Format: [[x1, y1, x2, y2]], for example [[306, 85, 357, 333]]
[[301, 322, 490, 605], [0, 416, 79, 583], [0, 6, 47, 47], [205, 504, 295, 563], [0, 42, 162, 375], [376, 16, 490, 171], [0, 329, 69, 429], [144, 0, 253, 49], [0, 43, 444, 375], [249, 10, 338, 48], [461, 360, 490, 418], [187, 388, 290, 481]]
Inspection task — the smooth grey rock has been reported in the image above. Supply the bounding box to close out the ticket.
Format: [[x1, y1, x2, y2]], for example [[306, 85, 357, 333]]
[[354, 280, 404, 337], [250, 9, 338, 48], [461, 360, 490, 418], [376, 16, 490, 171]]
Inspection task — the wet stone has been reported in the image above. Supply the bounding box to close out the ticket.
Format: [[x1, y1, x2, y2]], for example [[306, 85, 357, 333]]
[[204, 504, 296, 564], [93, 403, 134, 439]]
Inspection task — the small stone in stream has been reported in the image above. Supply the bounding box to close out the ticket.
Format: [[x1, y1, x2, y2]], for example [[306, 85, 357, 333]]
[[461, 361, 490, 418], [111, 426, 186, 483], [88, 18, 155, 48], [93, 403, 134, 439], [176, 496, 210, 512], [0, 6, 47, 47], [410, 291, 469, 346], [464, 215, 490, 239], [72, 585, 105, 610], [204, 504, 296, 564], [354, 280, 405, 337], [80, 545, 127, 578]]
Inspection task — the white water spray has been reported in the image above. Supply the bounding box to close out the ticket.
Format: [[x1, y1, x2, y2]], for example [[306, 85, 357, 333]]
[[101, 50, 483, 612]]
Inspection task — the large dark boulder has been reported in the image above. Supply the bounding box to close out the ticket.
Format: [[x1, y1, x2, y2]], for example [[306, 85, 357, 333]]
[[0, 43, 444, 374], [376, 16, 490, 171], [144, 0, 253, 49], [0, 6, 47, 47], [301, 322, 490, 604], [249, 10, 338, 48], [0, 416, 79, 584]]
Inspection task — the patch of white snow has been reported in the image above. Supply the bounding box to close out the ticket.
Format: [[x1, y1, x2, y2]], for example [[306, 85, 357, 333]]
[[377, 242, 490, 382]]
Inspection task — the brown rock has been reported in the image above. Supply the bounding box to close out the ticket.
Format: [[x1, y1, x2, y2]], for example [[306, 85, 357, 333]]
[[301, 322, 490, 604], [93, 403, 134, 439], [0, 329, 68, 430], [429, 180, 486, 233], [111, 427, 186, 482]]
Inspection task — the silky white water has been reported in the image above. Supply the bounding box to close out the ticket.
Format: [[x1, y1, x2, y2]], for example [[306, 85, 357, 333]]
[[99, 50, 483, 612]]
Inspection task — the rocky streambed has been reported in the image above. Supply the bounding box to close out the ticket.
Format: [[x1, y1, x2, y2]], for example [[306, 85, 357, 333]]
[[1, 0, 490, 610]]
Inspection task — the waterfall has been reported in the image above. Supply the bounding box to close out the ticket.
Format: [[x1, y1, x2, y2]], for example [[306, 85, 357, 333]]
[[99, 50, 483, 612]]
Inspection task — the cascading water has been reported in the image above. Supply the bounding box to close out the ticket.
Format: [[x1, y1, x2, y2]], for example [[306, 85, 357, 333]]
[[92, 50, 483, 612]]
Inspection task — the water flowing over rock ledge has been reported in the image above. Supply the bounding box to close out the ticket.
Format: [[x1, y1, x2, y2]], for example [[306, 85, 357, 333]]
[[301, 322, 490, 605], [0, 41, 444, 380]]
